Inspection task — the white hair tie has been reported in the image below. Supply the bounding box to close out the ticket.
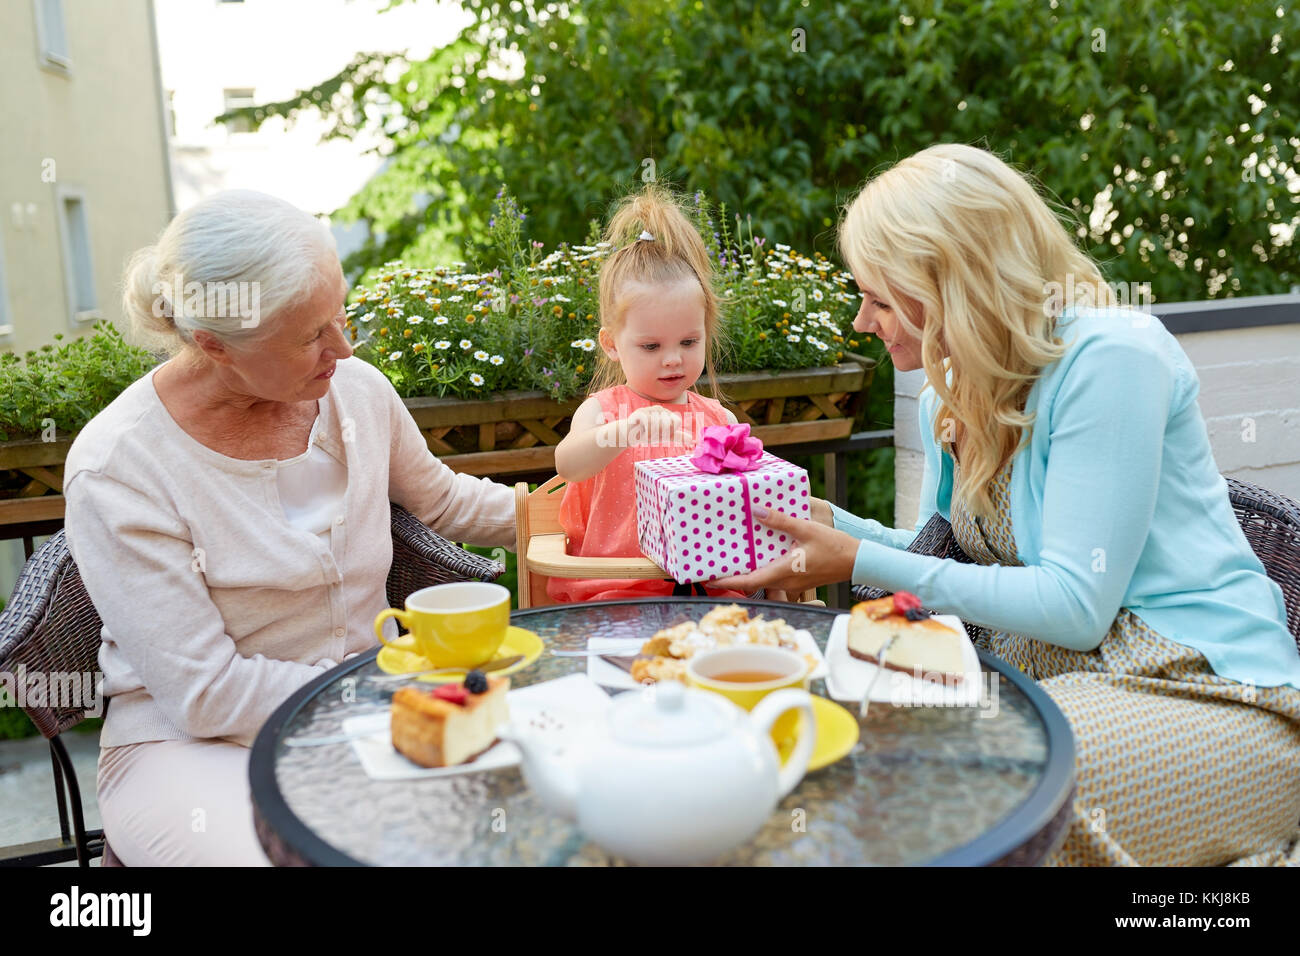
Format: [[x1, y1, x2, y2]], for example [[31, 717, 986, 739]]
[[637, 230, 655, 241]]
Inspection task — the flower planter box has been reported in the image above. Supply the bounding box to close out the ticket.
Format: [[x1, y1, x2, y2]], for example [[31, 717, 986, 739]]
[[411, 357, 876, 477], [0, 357, 875, 528], [0, 437, 74, 528]]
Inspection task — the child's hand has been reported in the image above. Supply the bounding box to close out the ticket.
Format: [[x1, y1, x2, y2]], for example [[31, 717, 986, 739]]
[[623, 406, 687, 448]]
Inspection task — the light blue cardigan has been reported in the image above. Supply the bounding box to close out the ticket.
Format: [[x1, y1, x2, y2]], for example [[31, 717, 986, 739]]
[[831, 305, 1300, 690]]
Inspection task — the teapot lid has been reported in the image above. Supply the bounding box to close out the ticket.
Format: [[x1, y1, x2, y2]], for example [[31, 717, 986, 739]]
[[611, 681, 735, 748]]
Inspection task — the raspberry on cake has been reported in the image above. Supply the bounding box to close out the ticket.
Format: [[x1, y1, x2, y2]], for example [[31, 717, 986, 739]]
[[846, 591, 966, 684], [390, 670, 510, 767]]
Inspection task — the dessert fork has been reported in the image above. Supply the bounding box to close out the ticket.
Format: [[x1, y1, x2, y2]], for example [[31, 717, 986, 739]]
[[859, 635, 897, 719]]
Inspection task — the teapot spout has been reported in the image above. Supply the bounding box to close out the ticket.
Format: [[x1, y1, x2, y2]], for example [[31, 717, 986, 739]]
[[499, 722, 580, 822]]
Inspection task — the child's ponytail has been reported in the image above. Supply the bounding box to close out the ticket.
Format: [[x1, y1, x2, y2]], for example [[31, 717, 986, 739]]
[[588, 183, 727, 403]]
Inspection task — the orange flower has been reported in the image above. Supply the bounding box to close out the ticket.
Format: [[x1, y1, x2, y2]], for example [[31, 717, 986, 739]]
[[575, 364, 584, 374], [403, 329, 413, 338]]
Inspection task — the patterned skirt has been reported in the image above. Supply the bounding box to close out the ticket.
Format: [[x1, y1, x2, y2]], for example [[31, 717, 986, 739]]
[[949, 458, 1300, 866]]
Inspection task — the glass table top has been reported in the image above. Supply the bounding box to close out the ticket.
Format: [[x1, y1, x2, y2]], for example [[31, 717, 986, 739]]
[[259, 599, 1065, 866]]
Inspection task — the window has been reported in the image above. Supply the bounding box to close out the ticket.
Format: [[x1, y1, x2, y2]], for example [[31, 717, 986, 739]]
[[223, 88, 256, 133], [0, 239, 12, 341], [56, 190, 98, 324], [34, 0, 70, 70]]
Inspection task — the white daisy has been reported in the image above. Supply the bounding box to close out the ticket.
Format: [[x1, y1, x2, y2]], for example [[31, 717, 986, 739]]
[[434, 315, 449, 325], [388, 351, 403, 361], [407, 317, 423, 325], [435, 340, 451, 350], [811, 289, 824, 302], [772, 299, 788, 309], [790, 324, 804, 332], [448, 295, 464, 302], [570, 338, 596, 351], [775, 243, 791, 251], [490, 355, 504, 366], [358, 312, 374, 323], [469, 372, 485, 386], [460, 339, 473, 350], [786, 334, 801, 343], [813, 340, 829, 351], [474, 350, 490, 361]]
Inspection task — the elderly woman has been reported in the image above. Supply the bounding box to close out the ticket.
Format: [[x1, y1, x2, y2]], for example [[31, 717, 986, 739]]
[[715, 144, 1300, 866], [62, 191, 517, 866]]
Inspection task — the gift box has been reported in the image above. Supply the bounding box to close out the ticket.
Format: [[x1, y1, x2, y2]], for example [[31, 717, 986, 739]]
[[634, 423, 812, 584]]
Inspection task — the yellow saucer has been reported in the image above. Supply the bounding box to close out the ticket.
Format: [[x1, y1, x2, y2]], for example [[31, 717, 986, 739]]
[[776, 696, 860, 771], [376, 626, 543, 683]]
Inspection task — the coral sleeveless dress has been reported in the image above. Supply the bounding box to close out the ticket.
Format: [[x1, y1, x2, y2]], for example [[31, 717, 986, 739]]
[[546, 385, 751, 604]]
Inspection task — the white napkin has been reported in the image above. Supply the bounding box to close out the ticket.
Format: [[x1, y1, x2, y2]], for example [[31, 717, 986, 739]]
[[343, 672, 612, 781]]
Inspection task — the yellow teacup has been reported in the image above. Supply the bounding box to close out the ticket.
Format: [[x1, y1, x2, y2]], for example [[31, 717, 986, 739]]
[[686, 646, 812, 753], [373, 582, 510, 668]]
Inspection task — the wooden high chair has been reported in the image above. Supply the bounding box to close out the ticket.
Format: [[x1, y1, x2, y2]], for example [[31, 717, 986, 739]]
[[515, 474, 823, 608]]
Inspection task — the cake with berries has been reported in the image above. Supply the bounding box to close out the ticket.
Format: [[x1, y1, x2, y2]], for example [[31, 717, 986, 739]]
[[847, 591, 966, 684], [390, 670, 510, 767]]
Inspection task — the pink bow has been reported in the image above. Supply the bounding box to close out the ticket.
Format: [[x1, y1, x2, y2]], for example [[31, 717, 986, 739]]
[[689, 423, 764, 474]]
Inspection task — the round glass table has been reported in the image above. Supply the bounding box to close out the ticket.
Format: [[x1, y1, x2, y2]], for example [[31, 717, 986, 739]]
[[250, 599, 1076, 866]]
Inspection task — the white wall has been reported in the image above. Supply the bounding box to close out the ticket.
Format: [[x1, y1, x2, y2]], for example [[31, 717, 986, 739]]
[[892, 319, 1300, 530]]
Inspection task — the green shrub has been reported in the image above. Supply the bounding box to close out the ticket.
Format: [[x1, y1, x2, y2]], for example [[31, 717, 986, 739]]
[[0, 323, 159, 442]]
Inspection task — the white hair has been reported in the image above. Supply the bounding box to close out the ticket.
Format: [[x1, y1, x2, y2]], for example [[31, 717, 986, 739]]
[[122, 190, 338, 359]]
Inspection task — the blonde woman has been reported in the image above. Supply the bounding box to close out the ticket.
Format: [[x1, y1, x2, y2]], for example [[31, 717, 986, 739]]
[[715, 144, 1300, 866]]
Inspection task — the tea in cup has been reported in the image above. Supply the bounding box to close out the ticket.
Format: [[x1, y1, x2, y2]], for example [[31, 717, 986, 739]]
[[374, 582, 510, 668], [686, 646, 812, 755]]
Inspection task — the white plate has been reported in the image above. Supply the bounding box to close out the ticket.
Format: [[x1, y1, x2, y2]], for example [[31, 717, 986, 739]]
[[342, 673, 611, 781], [585, 628, 828, 690], [823, 612, 983, 707]]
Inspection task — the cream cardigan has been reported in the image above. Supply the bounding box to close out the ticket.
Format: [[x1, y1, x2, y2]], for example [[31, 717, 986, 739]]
[[62, 356, 517, 747]]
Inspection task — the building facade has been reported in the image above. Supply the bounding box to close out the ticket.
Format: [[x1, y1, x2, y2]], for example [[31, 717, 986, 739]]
[[0, 0, 174, 355]]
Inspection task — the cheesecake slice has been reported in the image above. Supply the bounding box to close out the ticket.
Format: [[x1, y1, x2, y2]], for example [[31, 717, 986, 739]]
[[390, 673, 510, 767], [847, 592, 966, 684]]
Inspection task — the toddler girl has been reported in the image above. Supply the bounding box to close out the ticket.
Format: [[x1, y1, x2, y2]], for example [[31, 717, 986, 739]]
[[548, 186, 753, 603]]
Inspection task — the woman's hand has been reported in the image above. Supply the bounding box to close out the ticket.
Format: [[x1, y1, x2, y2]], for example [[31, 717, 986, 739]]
[[711, 506, 862, 594]]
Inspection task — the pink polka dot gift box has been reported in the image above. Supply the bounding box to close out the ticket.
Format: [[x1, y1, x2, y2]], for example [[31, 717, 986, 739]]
[[634, 423, 811, 584]]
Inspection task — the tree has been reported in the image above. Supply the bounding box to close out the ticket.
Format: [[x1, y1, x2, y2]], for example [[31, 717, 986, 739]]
[[224, 0, 1299, 303]]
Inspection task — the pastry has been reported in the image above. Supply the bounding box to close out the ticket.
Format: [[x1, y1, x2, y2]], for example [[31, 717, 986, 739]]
[[632, 604, 813, 684], [390, 670, 510, 767], [847, 591, 966, 684]]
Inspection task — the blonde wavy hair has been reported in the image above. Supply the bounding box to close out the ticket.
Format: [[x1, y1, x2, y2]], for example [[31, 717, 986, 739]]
[[839, 143, 1116, 520], [587, 183, 728, 403]]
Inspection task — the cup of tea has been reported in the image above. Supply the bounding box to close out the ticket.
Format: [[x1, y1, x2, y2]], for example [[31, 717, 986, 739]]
[[686, 646, 813, 756], [373, 582, 510, 668]]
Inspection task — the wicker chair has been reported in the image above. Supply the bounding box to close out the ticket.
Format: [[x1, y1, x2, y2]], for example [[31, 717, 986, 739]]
[[0, 502, 505, 867], [851, 475, 1300, 652]]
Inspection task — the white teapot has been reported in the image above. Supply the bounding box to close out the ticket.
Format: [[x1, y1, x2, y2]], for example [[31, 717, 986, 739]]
[[499, 681, 815, 865]]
